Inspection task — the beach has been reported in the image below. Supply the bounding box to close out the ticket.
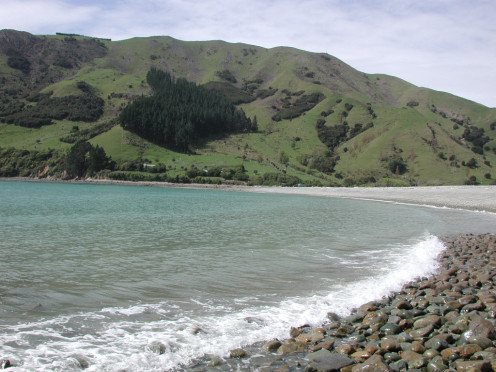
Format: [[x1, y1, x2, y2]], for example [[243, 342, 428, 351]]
[[1, 179, 496, 371], [3, 177, 496, 213]]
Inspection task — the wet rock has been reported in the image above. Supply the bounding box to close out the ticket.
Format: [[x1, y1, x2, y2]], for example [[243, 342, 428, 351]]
[[229, 348, 247, 358], [207, 356, 223, 367], [413, 314, 441, 329], [454, 359, 492, 372], [458, 343, 483, 358], [335, 344, 355, 355], [383, 352, 401, 363], [147, 340, 167, 354], [399, 350, 423, 362], [327, 312, 341, 322], [278, 340, 308, 354], [362, 311, 388, 326], [306, 349, 354, 372], [440, 347, 460, 362], [464, 335, 493, 349], [263, 339, 282, 352], [350, 349, 373, 359], [424, 337, 449, 351], [380, 323, 402, 335], [380, 337, 401, 352], [410, 341, 426, 353], [410, 324, 435, 339], [0, 359, 12, 369], [426, 355, 448, 372], [423, 349, 439, 360], [465, 313, 496, 340], [408, 356, 428, 369], [351, 355, 391, 372], [310, 339, 335, 352], [290, 327, 304, 338]]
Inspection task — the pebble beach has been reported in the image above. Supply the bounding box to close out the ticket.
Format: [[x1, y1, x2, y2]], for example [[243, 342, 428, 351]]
[[188, 233, 496, 372], [185, 186, 496, 371]]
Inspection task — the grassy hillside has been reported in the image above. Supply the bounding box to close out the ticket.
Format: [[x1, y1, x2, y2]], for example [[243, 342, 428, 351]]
[[1, 29, 495, 185]]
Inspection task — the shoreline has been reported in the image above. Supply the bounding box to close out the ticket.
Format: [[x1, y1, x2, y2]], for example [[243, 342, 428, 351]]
[[2, 176, 496, 213], [192, 233, 496, 371], [2, 178, 496, 370]]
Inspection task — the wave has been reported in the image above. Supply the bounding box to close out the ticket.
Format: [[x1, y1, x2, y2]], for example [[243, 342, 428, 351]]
[[0, 235, 445, 371]]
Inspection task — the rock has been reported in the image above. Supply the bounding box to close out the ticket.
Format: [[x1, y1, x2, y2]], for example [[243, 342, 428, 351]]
[[410, 324, 435, 339], [207, 356, 223, 367], [410, 341, 426, 353], [399, 350, 423, 362], [335, 344, 355, 355], [465, 313, 496, 340], [381, 323, 402, 335], [426, 355, 448, 372], [327, 312, 341, 321], [440, 347, 459, 362], [424, 337, 449, 351], [383, 352, 401, 363], [472, 351, 496, 361], [413, 314, 441, 329], [380, 337, 401, 352], [408, 356, 428, 369], [458, 343, 483, 358], [362, 311, 388, 326], [147, 340, 166, 354], [464, 335, 493, 349], [306, 349, 354, 372], [290, 327, 304, 338], [229, 348, 247, 358], [350, 349, 373, 359], [296, 333, 314, 344], [310, 339, 335, 352], [0, 360, 12, 369], [454, 360, 492, 372], [263, 339, 282, 352], [423, 349, 439, 360], [71, 354, 90, 369], [389, 359, 408, 372], [351, 355, 391, 372], [278, 340, 308, 354]]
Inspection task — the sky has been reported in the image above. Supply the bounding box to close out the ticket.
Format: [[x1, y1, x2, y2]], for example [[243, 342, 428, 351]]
[[2, 0, 495, 107]]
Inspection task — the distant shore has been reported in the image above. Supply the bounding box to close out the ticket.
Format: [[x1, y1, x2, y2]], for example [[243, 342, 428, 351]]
[[2, 177, 496, 213]]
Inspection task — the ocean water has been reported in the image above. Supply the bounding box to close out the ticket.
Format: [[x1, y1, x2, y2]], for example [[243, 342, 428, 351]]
[[0, 181, 495, 371]]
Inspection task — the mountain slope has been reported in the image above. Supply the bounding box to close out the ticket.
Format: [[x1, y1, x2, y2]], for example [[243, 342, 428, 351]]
[[1, 30, 495, 185]]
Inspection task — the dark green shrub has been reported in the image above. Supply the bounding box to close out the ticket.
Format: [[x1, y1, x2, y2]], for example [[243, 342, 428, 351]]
[[388, 157, 407, 175]]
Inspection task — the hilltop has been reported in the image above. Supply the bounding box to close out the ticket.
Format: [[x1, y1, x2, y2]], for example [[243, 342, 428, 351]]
[[1, 29, 495, 186]]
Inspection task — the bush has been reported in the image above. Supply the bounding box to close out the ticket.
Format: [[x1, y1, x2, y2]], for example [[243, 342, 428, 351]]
[[388, 157, 407, 175]]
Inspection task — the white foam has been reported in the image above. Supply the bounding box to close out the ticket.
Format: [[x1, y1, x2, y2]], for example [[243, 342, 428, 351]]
[[0, 235, 446, 371]]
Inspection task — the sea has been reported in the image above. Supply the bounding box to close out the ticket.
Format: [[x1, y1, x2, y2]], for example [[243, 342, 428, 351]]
[[1, 181, 495, 371]]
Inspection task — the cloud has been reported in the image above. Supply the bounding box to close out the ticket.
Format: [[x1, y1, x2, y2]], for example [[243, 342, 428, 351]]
[[0, 0, 99, 34], [1, 0, 495, 106]]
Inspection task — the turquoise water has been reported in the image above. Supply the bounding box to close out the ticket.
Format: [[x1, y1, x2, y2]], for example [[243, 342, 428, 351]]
[[0, 181, 495, 371]]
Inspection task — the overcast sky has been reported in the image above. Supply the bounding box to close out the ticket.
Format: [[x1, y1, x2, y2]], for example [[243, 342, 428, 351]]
[[2, 0, 495, 107]]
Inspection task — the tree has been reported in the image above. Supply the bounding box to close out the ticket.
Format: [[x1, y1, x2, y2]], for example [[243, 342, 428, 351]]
[[388, 157, 407, 175], [65, 140, 113, 178]]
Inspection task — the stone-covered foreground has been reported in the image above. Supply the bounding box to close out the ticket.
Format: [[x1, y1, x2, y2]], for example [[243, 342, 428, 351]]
[[191, 233, 496, 371]]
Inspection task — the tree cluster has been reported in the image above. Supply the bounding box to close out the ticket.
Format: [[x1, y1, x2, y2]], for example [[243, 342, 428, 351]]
[[0, 82, 104, 128], [64, 140, 114, 178], [119, 68, 257, 152]]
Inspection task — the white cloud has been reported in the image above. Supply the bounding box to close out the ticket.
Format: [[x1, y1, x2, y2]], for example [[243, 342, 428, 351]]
[[0, 0, 98, 34], [1, 0, 495, 106]]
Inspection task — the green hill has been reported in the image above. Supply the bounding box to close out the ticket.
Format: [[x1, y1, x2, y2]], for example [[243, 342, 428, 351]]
[[1, 29, 495, 186]]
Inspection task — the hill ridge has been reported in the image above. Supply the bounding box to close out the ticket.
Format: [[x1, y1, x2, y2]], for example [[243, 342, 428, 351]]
[[0, 29, 495, 186]]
